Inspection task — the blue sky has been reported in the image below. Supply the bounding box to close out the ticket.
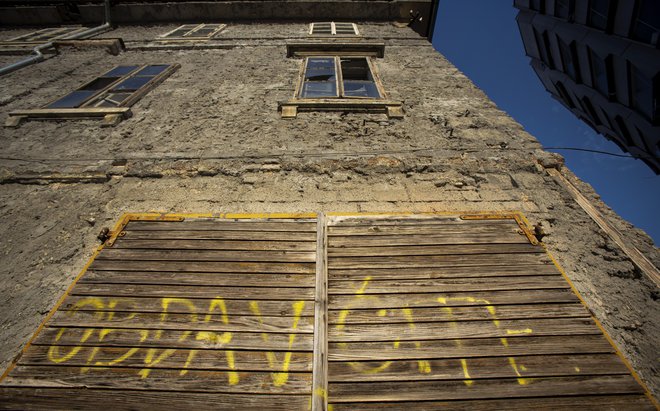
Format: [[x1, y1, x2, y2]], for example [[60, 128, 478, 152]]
[[432, 1, 659, 244]]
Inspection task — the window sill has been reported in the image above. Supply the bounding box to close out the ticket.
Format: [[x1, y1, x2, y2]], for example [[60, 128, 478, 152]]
[[278, 99, 403, 119], [5, 107, 133, 128]]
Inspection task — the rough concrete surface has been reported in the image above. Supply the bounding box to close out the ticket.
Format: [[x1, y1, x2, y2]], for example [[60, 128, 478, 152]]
[[0, 22, 658, 398]]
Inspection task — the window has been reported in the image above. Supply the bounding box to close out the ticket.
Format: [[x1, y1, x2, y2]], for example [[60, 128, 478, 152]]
[[533, 28, 554, 68], [299, 57, 381, 99], [558, 37, 580, 82], [529, 0, 545, 12], [588, 0, 612, 31], [310, 22, 359, 36], [581, 96, 602, 125], [6, 64, 179, 127], [588, 49, 613, 98], [629, 64, 657, 122], [2, 26, 88, 44], [614, 115, 634, 146], [279, 47, 402, 119], [554, 81, 575, 108], [554, 0, 574, 19], [632, 0, 660, 44], [159, 24, 226, 40]]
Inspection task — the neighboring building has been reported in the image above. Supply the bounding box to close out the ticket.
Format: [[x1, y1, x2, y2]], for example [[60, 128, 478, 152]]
[[515, 0, 660, 173], [0, 1, 658, 409]]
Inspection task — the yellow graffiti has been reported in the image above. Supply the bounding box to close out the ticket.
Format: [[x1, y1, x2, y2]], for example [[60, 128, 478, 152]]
[[138, 298, 198, 379], [47, 297, 105, 364], [250, 300, 305, 386], [193, 297, 237, 384], [437, 296, 533, 386]]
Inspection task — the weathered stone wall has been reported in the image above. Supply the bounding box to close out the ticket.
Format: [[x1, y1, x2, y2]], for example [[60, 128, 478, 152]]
[[0, 22, 658, 396]]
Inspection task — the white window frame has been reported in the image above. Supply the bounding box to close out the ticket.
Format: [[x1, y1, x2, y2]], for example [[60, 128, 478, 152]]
[[309, 22, 359, 36]]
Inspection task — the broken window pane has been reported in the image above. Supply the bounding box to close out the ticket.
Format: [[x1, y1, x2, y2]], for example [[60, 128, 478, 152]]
[[112, 76, 153, 92], [340, 58, 380, 98], [81, 77, 120, 91]]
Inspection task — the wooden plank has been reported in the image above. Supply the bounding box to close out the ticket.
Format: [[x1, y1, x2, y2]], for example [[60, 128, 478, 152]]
[[97, 249, 317, 263], [330, 289, 581, 310], [329, 395, 656, 411], [49, 310, 315, 334], [0, 389, 311, 411], [80, 271, 315, 287], [70, 283, 316, 301], [312, 213, 328, 411], [329, 318, 600, 342], [125, 220, 317, 232], [112, 239, 316, 251], [328, 354, 629, 382], [327, 224, 520, 237], [328, 375, 644, 402], [121, 230, 317, 241], [547, 168, 660, 286], [20, 346, 313, 372], [60, 296, 315, 316], [329, 265, 560, 280], [329, 233, 529, 247], [328, 276, 569, 294], [9, 107, 131, 117], [33, 328, 313, 351], [3, 366, 311, 394], [89, 260, 316, 274], [328, 304, 590, 324], [327, 253, 551, 269], [329, 335, 615, 361], [328, 243, 540, 257]]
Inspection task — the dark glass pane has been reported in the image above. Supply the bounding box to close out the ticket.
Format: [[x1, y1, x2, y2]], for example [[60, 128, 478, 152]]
[[630, 65, 653, 120], [305, 58, 336, 81], [588, 0, 609, 30], [343, 81, 380, 98], [340, 58, 373, 81], [589, 49, 608, 96], [80, 76, 119, 91], [615, 116, 634, 145], [555, 81, 575, 108], [558, 38, 578, 81], [581, 97, 602, 125], [112, 76, 152, 92], [103, 66, 139, 77], [191, 26, 218, 37], [301, 82, 337, 98], [135, 65, 170, 77], [633, 0, 660, 43], [47, 90, 96, 108], [555, 0, 571, 18]]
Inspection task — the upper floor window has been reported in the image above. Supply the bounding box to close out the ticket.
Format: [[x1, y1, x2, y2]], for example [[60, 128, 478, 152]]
[[554, 0, 574, 19], [6, 64, 179, 127], [558, 37, 580, 82], [529, 0, 545, 13], [533, 28, 555, 68], [588, 0, 612, 31], [300, 57, 382, 99], [159, 24, 226, 40], [632, 0, 660, 45], [554, 81, 575, 108], [588, 48, 613, 99], [309, 22, 359, 36], [3, 26, 89, 44], [629, 64, 658, 123], [581, 96, 602, 126]]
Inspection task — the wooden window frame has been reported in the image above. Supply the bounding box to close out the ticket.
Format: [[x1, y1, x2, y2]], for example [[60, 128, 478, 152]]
[[157, 24, 227, 41], [5, 64, 180, 128], [279, 54, 402, 119], [0, 26, 89, 47], [309, 22, 359, 37], [296, 56, 386, 100]]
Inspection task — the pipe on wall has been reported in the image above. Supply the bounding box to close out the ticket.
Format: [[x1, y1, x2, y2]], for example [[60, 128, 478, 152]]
[[0, 0, 113, 77]]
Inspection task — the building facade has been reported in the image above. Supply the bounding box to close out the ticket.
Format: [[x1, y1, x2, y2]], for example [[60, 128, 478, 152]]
[[0, 1, 658, 408], [515, 0, 660, 173]]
